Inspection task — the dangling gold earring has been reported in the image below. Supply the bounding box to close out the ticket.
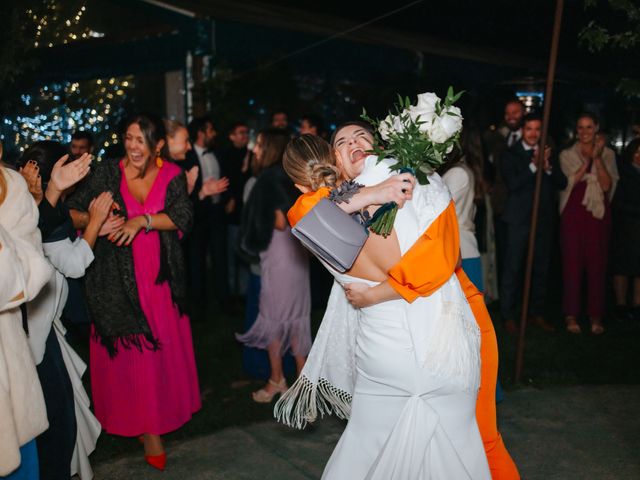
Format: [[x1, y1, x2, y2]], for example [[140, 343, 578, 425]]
[[155, 150, 163, 168]]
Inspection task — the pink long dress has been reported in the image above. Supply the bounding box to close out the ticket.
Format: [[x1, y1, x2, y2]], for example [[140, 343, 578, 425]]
[[90, 161, 201, 436]]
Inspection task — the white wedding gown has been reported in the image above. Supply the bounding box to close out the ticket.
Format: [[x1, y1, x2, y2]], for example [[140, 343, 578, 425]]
[[320, 157, 490, 479]]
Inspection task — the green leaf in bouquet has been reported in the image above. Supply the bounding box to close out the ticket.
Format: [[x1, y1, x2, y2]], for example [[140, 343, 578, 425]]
[[415, 169, 429, 185], [451, 90, 465, 103], [390, 161, 403, 172]]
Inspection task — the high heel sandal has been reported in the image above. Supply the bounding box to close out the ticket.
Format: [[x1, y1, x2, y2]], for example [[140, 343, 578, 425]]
[[141, 434, 166, 470], [590, 318, 604, 335], [252, 378, 288, 403], [145, 452, 167, 471], [565, 316, 581, 334]]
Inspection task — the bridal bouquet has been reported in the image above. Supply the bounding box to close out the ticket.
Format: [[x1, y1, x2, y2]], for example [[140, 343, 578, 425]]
[[361, 88, 463, 236]]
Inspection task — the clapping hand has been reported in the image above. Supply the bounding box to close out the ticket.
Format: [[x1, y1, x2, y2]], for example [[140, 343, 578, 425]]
[[108, 216, 145, 246], [532, 145, 552, 171], [19, 160, 43, 205], [50, 153, 92, 192], [99, 212, 126, 237], [186, 166, 199, 195], [88, 192, 115, 228], [201, 177, 230, 198], [594, 135, 606, 160]]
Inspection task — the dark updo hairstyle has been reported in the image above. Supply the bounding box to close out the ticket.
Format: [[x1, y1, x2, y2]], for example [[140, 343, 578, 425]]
[[17, 140, 68, 187], [122, 112, 167, 178], [576, 111, 599, 127], [329, 120, 375, 147], [256, 127, 291, 170]]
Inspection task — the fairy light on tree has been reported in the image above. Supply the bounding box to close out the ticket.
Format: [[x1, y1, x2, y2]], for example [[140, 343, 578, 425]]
[[0, 1, 132, 159], [29, 0, 91, 48]]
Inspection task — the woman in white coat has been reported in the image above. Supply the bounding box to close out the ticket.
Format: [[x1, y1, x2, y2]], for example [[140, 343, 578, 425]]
[[17, 141, 105, 480], [0, 153, 52, 479]]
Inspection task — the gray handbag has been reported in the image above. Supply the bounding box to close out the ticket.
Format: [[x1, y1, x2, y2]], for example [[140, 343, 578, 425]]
[[291, 198, 369, 273]]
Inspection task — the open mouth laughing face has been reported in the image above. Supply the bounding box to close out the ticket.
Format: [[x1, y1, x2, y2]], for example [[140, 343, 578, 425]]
[[333, 125, 375, 180], [124, 123, 152, 169]]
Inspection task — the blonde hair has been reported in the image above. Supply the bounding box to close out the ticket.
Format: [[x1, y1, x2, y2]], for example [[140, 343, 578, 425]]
[[283, 135, 340, 190], [164, 119, 185, 138], [0, 141, 6, 206]]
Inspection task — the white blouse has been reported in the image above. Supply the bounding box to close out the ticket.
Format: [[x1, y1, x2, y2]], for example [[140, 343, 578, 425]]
[[443, 163, 480, 259]]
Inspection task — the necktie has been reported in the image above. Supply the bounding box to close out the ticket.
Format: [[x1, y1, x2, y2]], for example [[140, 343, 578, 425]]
[[508, 132, 517, 147]]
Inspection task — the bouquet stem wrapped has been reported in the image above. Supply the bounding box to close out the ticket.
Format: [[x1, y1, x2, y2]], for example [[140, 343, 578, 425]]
[[361, 88, 464, 236]]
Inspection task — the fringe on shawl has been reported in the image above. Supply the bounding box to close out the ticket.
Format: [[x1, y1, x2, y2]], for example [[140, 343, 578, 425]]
[[274, 374, 352, 429], [94, 331, 161, 359], [423, 301, 481, 392]]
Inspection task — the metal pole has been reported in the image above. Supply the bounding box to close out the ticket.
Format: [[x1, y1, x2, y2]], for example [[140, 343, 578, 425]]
[[514, 0, 565, 383]]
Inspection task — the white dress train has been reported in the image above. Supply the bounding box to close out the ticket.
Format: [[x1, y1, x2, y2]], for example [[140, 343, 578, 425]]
[[321, 284, 489, 479]]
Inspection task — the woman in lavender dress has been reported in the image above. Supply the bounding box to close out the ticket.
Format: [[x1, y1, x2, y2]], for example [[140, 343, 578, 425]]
[[237, 128, 311, 402]]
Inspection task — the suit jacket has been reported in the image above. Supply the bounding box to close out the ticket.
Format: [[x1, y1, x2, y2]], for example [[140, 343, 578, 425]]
[[500, 141, 567, 226], [217, 145, 251, 225], [183, 148, 221, 223]]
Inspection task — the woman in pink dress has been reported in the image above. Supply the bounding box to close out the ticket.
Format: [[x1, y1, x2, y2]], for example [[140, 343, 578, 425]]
[[67, 114, 200, 470]]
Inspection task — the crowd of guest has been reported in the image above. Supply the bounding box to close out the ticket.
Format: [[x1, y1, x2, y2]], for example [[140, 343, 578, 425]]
[[478, 100, 639, 336], [1, 98, 639, 479]]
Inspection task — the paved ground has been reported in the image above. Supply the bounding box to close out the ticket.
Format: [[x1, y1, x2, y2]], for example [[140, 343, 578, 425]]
[[93, 385, 640, 479]]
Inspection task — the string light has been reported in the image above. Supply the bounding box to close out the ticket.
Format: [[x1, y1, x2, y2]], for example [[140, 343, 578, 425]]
[[1, 76, 134, 160], [29, 2, 92, 48], [3, 4, 126, 160]]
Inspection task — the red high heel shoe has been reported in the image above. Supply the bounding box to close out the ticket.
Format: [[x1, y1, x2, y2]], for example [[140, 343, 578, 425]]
[[145, 452, 167, 471]]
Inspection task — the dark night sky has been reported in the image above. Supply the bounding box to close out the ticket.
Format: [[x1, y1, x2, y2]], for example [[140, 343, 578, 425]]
[[163, 0, 637, 77], [84, 0, 636, 80]]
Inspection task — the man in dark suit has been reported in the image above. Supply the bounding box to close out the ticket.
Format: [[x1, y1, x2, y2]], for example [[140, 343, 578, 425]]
[[500, 113, 567, 334], [185, 116, 230, 314], [483, 99, 526, 291], [217, 122, 252, 298]]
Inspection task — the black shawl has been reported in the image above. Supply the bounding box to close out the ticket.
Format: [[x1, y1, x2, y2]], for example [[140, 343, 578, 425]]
[[66, 159, 193, 356]]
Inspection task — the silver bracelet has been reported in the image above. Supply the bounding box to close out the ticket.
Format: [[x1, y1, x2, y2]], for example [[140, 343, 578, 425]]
[[144, 213, 152, 233]]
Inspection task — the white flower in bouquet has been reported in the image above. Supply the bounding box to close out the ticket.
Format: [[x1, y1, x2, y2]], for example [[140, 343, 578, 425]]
[[407, 106, 433, 133], [361, 87, 464, 236], [415, 92, 439, 113], [378, 114, 404, 141], [407, 92, 439, 132], [428, 105, 463, 143]]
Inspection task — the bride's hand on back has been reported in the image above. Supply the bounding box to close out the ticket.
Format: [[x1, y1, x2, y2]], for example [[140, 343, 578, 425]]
[[367, 173, 415, 208], [344, 281, 402, 308], [344, 282, 374, 308]]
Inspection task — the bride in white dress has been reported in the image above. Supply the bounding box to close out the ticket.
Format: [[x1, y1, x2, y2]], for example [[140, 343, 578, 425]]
[[278, 133, 490, 479]]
